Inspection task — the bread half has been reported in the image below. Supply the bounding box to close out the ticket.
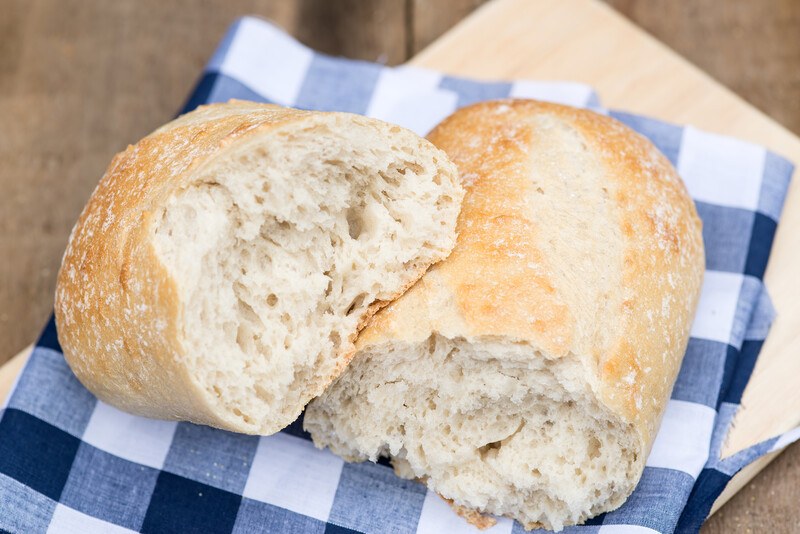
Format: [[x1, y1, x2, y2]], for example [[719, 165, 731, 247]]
[[55, 100, 464, 435], [304, 100, 705, 530]]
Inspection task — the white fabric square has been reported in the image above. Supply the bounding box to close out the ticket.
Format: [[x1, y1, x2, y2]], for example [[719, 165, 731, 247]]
[[509, 80, 593, 108], [48, 504, 136, 534], [81, 401, 177, 469], [646, 400, 716, 478], [243, 433, 343, 522], [415, 490, 514, 534], [366, 66, 457, 135], [677, 126, 765, 211], [220, 17, 313, 105], [689, 270, 743, 344]]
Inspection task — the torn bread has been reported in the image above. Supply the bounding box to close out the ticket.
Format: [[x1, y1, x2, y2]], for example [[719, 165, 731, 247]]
[[55, 100, 464, 435], [304, 99, 704, 530]]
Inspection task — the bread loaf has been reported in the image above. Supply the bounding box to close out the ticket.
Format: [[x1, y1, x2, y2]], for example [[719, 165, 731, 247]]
[[55, 100, 464, 435], [304, 100, 705, 530]]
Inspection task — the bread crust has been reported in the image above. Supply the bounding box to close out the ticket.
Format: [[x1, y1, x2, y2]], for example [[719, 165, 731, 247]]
[[54, 100, 458, 434], [354, 99, 705, 513]]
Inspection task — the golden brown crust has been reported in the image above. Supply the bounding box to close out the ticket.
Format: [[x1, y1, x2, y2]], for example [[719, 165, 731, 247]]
[[356, 99, 704, 496], [54, 100, 459, 434]]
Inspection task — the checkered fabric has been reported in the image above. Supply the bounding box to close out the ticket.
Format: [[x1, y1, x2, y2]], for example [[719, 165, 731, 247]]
[[0, 17, 796, 534]]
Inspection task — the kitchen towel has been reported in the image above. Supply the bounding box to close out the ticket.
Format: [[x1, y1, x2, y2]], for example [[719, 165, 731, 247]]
[[0, 17, 796, 534]]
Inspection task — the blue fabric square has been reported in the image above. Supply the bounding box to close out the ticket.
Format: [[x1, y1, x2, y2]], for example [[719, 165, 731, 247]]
[[60, 443, 160, 530], [715, 344, 742, 409], [601, 467, 695, 533], [695, 202, 754, 274], [141, 472, 241, 534], [671, 338, 729, 407], [744, 212, 778, 279], [0, 409, 80, 501], [164, 423, 259, 494], [36, 315, 61, 351], [676, 468, 732, 533], [233, 498, 326, 534], [181, 72, 219, 114], [328, 462, 426, 533], [325, 524, 363, 534], [439, 76, 512, 107], [610, 111, 684, 166], [7, 347, 96, 437], [0, 473, 57, 533], [720, 339, 762, 405], [581, 513, 606, 526], [295, 55, 382, 114]]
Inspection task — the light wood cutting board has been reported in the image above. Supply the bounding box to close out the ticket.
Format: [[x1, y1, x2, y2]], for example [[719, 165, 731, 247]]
[[2, 0, 799, 519]]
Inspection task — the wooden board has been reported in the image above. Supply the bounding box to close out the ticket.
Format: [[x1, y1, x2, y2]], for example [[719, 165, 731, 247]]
[[2, 0, 799, 523]]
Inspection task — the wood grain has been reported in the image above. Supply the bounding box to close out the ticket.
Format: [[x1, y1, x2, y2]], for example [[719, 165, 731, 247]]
[[294, 0, 407, 63], [410, 0, 489, 54], [1, 1, 799, 531], [604, 0, 800, 135]]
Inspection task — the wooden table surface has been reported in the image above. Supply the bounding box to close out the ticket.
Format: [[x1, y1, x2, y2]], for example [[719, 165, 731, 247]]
[[2, 1, 799, 532]]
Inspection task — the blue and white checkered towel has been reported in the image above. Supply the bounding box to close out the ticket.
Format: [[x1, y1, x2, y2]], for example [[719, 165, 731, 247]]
[[1, 17, 797, 534]]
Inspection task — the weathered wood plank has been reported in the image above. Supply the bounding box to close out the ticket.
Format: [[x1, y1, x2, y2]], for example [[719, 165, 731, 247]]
[[604, 0, 800, 135], [295, 0, 407, 64], [410, 0, 489, 54]]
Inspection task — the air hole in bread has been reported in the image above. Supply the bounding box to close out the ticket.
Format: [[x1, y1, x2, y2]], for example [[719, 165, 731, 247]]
[[588, 436, 602, 460], [346, 294, 367, 316], [478, 440, 502, 459], [346, 205, 365, 240], [329, 331, 341, 350]]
